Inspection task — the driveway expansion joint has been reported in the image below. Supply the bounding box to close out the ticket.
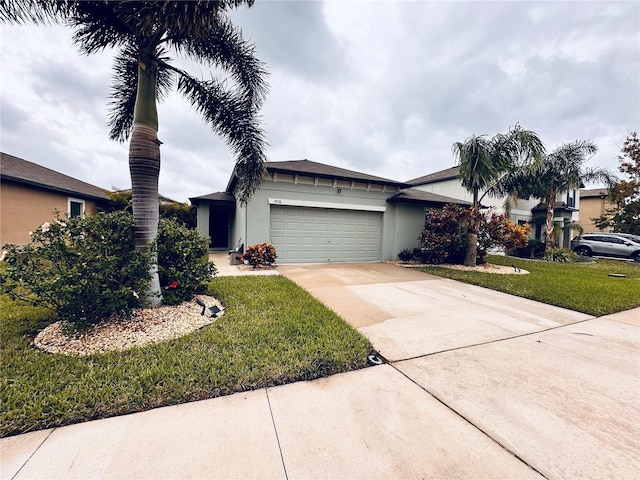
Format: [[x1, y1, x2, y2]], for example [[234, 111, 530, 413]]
[[388, 363, 550, 480], [265, 388, 289, 480], [389, 315, 597, 365], [10, 428, 55, 480]]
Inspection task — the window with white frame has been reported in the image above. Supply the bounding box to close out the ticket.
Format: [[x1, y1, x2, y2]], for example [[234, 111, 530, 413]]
[[68, 198, 85, 218]]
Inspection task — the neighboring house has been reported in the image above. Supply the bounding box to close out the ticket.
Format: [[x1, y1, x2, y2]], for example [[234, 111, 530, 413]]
[[1, 152, 110, 245], [579, 188, 612, 233], [190, 159, 468, 263], [406, 166, 581, 248]]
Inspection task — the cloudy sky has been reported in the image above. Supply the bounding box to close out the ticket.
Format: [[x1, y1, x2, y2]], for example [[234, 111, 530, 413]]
[[2, 0, 638, 203]]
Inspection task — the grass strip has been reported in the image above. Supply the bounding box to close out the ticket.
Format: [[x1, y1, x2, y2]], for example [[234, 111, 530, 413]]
[[418, 256, 640, 316], [1, 275, 372, 437]]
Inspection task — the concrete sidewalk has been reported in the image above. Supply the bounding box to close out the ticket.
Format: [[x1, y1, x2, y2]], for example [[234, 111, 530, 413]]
[[2, 261, 639, 479]]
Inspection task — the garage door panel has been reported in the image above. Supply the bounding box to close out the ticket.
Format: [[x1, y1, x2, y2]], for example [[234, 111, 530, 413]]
[[270, 205, 381, 263]]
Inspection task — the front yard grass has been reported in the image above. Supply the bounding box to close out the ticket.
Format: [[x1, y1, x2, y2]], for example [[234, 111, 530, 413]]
[[419, 255, 640, 316], [1, 276, 372, 437]]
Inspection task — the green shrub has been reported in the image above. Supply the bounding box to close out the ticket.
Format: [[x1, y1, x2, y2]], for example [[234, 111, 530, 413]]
[[509, 239, 546, 259], [398, 248, 417, 262], [156, 219, 217, 305], [242, 242, 277, 267], [2, 212, 150, 330], [543, 248, 579, 263]]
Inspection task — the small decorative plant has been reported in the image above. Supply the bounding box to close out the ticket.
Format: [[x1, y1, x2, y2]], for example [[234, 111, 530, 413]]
[[242, 242, 277, 267], [543, 248, 579, 263]]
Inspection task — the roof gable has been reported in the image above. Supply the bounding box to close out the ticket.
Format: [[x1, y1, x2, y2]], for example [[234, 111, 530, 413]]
[[226, 159, 407, 193], [266, 159, 405, 185], [1, 152, 109, 201]]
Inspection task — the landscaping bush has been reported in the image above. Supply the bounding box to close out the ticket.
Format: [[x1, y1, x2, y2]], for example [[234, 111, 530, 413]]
[[242, 242, 277, 267], [542, 248, 579, 263], [419, 205, 470, 264], [508, 239, 546, 259], [398, 248, 416, 262], [397, 247, 435, 264], [156, 218, 217, 305], [2, 212, 150, 330], [417, 205, 528, 265]]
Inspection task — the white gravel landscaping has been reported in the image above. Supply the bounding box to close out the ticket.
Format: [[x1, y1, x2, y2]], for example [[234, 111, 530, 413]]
[[34, 295, 224, 356]]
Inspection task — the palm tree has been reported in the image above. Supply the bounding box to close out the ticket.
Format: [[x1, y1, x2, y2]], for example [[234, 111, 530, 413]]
[[452, 124, 544, 266], [2, 1, 268, 306], [493, 140, 614, 250]]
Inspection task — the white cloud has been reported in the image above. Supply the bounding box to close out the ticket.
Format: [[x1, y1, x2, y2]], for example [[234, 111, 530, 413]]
[[1, 0, 638, 201]]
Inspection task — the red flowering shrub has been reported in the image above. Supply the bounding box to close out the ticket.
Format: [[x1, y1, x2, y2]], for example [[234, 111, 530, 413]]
[[242, 242, 277, 267], [415, 205, 531, 265], [156, 219, 216, 305]]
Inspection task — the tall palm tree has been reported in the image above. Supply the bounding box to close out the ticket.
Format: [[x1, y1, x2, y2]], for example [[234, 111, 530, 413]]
[[2, 1, 268, 306], [452, 124, 544, 266], [493, 140, 614, 249]]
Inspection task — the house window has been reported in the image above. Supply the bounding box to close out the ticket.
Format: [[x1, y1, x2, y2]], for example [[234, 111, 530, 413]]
[[68, 198, 85, 218], [566, 189, 576, 208]]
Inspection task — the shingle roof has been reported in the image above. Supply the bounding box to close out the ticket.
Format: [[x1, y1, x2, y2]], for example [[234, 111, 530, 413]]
[[532, 201, 577, 212], [1, 152, 109, 201], [226, 159, 407, 193], [387, 188, 471, 207], [580, 188, 609, 198], [189, 191, 235, 205], [266, 159, 406, 185], [405, 166, 460, 186]]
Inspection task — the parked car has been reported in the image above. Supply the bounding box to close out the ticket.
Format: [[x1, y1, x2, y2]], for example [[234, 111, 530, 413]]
[[570, 233, 640, 261]]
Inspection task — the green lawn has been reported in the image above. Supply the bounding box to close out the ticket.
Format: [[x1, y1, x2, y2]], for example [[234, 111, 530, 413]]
[[419, 255, 640, 316], [0, 276, 372, 437]]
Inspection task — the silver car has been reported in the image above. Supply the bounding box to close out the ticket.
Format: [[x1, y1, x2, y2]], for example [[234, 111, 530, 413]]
[[570, 233, 640, 262]]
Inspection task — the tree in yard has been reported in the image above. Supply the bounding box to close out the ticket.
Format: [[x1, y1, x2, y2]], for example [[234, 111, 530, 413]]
[[593, 132, 640, 234], [2, 1, 268, 306], [494, 140, 615, 250], [452, 124, 544, 266]]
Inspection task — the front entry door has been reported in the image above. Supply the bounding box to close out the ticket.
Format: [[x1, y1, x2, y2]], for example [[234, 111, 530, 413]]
[[209, 210, 229, 249]]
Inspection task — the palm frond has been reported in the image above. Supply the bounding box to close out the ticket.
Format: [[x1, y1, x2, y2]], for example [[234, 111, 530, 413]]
[[167, 10, 268, 109], [108, 45, 175, 142], [177, 73, 267, 204], [0, 0, 75, 24], [108, 47, 138, 142], [70, 2, 136, 54]]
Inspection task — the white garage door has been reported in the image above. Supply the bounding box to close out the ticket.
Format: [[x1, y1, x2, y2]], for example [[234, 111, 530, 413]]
[[270, 206, 382, 263]]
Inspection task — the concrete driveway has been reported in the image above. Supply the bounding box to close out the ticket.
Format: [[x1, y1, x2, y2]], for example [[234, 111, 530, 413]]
[[3, 261, 638, 479], [279, 262, 640, 479]]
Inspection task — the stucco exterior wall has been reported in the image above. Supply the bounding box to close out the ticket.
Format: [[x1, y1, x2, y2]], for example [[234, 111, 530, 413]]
[[1, 181, 98, 246], [580, 196, 612, 233], [232, 203, 246, 251], [195, 202, 210, 240], [243, 176, 405, 260], [388, 203, 427, 255]]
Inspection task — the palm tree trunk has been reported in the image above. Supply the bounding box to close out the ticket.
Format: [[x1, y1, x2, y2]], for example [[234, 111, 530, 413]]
[[464, 225, 479, 266], [464, 190, 480, 266], [544, 193, 555, 251], [130, 59, 162, 307]]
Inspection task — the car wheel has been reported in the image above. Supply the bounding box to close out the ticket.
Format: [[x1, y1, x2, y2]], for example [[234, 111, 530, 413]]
[[633, 252, 640, 262], [576, 246, 591, 257]]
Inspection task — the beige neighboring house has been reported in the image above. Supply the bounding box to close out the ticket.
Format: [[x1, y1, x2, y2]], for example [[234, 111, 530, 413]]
[[579, 187, 612, 233], [1, 152, 110, 246]]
